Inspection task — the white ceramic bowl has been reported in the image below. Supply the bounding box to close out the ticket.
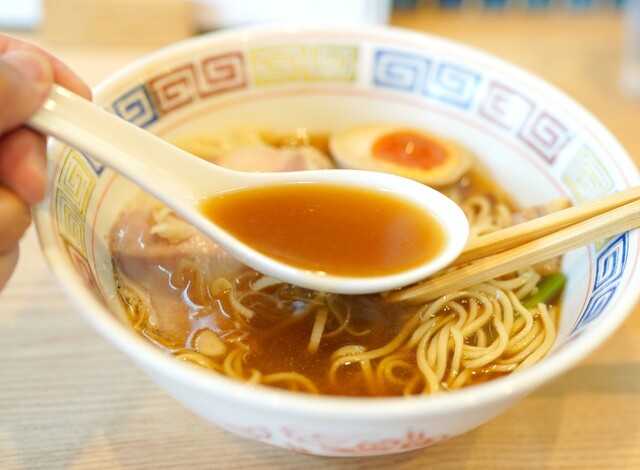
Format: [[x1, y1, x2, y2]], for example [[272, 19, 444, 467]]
[[35, 25, 640, 457]]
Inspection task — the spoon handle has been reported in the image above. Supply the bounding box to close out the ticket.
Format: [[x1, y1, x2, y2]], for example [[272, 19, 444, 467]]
[[27, 84, 230, 206]]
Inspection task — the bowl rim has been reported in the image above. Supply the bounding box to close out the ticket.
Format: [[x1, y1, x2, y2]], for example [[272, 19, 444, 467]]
[[35, 23, 640, 420]]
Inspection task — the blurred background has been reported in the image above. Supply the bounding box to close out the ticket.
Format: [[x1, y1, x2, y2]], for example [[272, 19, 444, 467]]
[[0, 1, 632, 40], [0, 0, 637, 101]]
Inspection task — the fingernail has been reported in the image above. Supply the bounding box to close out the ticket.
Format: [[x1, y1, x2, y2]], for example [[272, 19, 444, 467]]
[[2, 50, 52, 90]]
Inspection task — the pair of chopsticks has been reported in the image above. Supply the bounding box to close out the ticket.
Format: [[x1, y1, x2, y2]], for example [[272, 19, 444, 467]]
[[389, 185, 640, 302]]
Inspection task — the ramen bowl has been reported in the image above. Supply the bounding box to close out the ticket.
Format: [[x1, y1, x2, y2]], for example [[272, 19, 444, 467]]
[[34, 25, 640, 457]]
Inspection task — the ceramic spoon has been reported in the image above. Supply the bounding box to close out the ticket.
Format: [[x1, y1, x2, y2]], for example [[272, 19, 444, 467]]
[[27, 85, 469, 294]]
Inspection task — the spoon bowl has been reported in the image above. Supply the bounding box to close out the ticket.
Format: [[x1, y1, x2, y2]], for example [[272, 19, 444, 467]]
[[28, 85, 469, 294]]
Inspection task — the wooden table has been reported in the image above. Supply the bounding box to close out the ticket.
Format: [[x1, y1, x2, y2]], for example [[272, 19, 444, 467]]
[[2, 10, 640, 469]]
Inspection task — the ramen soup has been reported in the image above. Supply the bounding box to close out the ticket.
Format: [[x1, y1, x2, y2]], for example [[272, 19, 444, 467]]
[[201, 183, 446, 276], [110, 126, 567, 397]]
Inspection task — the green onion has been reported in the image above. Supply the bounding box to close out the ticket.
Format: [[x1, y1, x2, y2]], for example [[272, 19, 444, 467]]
[[522, 273, 567, 309]]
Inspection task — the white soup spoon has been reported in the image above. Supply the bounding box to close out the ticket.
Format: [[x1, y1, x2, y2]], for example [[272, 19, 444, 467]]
[[27, 85, 469, 295]]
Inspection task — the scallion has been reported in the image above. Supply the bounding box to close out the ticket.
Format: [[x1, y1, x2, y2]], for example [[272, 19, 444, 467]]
[[522, 273, 567, 309]]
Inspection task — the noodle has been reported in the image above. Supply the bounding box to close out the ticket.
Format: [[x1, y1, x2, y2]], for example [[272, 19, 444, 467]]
[[308, 307, 329, 354], [515, 304, 556, 370], [261, 372, 319, 394]]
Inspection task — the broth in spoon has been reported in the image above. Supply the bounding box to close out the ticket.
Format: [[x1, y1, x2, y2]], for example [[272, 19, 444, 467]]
[[201, 182, 446, 277]]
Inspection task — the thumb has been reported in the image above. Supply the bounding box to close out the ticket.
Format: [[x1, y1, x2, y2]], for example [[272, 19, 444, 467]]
[[0, 50, 53, 134]]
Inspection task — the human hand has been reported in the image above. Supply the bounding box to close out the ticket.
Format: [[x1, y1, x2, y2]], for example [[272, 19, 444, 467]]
[[0, 34, 91, 291]]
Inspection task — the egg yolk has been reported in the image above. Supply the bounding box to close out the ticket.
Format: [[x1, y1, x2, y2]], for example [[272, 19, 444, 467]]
[[372, 131, 448, 170]]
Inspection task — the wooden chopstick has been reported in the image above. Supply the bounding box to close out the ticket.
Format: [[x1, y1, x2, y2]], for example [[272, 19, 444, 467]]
[[453, 185, 640, 267], [388, 191, 640, 303]]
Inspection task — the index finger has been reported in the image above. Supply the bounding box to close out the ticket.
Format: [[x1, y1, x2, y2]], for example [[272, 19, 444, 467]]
[[0, 34, 91, 100]]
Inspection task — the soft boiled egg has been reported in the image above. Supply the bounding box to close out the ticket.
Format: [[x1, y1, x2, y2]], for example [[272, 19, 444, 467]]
[[329, 123, 474, 187]]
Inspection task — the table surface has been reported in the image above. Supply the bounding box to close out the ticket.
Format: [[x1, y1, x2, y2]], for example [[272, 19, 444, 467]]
[[2, 9, 640, 470]]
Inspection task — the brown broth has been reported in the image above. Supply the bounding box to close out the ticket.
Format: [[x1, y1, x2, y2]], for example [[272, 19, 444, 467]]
[[226, 283, 420, 396], [200, 183, 446, 276]]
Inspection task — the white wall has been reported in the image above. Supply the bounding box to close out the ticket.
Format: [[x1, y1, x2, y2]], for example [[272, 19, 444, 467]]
[[0, 0, 42, 29]]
